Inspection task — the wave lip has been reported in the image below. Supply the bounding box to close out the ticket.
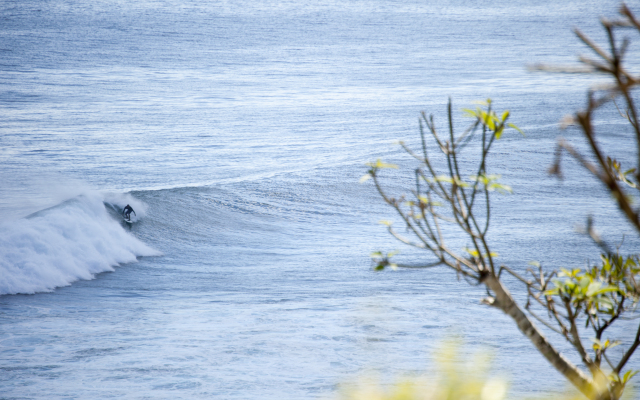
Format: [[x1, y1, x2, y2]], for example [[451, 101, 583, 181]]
[[0, 193, 160, 295]]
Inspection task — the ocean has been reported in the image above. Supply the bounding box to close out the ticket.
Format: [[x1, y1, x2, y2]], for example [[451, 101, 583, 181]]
[[1, 0, 639, 398]]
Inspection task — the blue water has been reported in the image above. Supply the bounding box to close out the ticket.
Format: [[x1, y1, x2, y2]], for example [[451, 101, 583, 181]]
[[2, 1, 640, 398]]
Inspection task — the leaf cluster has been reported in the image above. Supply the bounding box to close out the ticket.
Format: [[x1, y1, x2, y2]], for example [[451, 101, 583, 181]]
[[524, 253, 640, 391]]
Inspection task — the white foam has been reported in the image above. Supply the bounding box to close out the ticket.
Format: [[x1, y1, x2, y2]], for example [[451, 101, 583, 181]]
[[0, 193, 161, 295], [0, 171, 95, 221]]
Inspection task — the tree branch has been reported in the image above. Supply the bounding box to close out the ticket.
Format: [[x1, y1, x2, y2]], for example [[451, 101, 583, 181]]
[[615, 321, 640, 374], [482, 274, 597, 398]]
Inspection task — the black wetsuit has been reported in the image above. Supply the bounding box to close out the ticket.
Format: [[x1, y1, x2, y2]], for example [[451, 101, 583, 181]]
[[123, 205, 136, 220]]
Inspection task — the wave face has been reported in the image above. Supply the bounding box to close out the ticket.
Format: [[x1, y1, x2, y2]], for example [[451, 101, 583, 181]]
[[0, 193, 160, 295]]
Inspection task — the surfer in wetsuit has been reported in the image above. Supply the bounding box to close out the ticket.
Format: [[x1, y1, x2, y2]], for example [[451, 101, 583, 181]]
[[123, 204, 136, 221]]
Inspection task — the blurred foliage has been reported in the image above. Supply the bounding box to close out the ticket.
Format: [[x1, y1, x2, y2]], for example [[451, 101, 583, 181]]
[[338, 341, 635, 400], [338, 343, 508, 400], [337, 342, 634, 400]]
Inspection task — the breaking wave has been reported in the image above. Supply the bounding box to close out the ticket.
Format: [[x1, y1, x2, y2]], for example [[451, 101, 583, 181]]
[[0, 192, 160, 295]]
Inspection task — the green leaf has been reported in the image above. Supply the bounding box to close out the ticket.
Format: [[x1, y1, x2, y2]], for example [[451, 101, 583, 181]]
[[585, 281, 600, 296], [508, 123, 525, 136], [625, 257, 637, 268], [482, 111, 495, 130], [462, 108, 477, 118], [433, 175, 454, 184], [559, 268, 574, 278], [591, 338, 621, 351], [623, 370, 638, 384], [366, 159, 399, 170], [592, 338, 603, 350], [464, 248, 480, 258], [376, 160, 398, 169], [602, 256, 612, 272], [433, 175, 470, 188], [488, 182, 512, 194], [590, 286, 620, 296], [608, 340, 622, 349]]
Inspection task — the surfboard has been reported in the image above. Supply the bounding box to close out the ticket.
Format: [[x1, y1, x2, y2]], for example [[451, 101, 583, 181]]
[[123, 216, 134, 223]]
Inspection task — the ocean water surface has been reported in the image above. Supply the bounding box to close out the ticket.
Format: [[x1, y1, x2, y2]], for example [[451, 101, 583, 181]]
[[2, 0, 640, 398]]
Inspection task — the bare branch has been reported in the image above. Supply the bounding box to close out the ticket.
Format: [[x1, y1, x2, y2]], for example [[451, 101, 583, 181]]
[[615, 322, 640, 374], [526, 306, 566, 336], [574, 28, 612, 63]]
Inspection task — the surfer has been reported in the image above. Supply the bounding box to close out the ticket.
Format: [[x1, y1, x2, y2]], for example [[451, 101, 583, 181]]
[[123, 204, 136, 221]]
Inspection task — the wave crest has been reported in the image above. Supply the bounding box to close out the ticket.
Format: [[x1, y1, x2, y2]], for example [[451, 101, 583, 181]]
[[0, 193, 160, 295]]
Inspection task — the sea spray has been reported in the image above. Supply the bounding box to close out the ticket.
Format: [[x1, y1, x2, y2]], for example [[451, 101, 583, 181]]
[[103, 192, 149, 219], [0, 193, 160, 295]]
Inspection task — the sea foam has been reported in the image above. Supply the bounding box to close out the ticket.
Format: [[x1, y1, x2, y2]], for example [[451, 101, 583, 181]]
[[0, 193, 160, 295]]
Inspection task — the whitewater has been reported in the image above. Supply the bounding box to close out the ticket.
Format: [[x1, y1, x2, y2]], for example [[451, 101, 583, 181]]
[[0, 192, 157, 295], [2, 0, 640, 399]]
